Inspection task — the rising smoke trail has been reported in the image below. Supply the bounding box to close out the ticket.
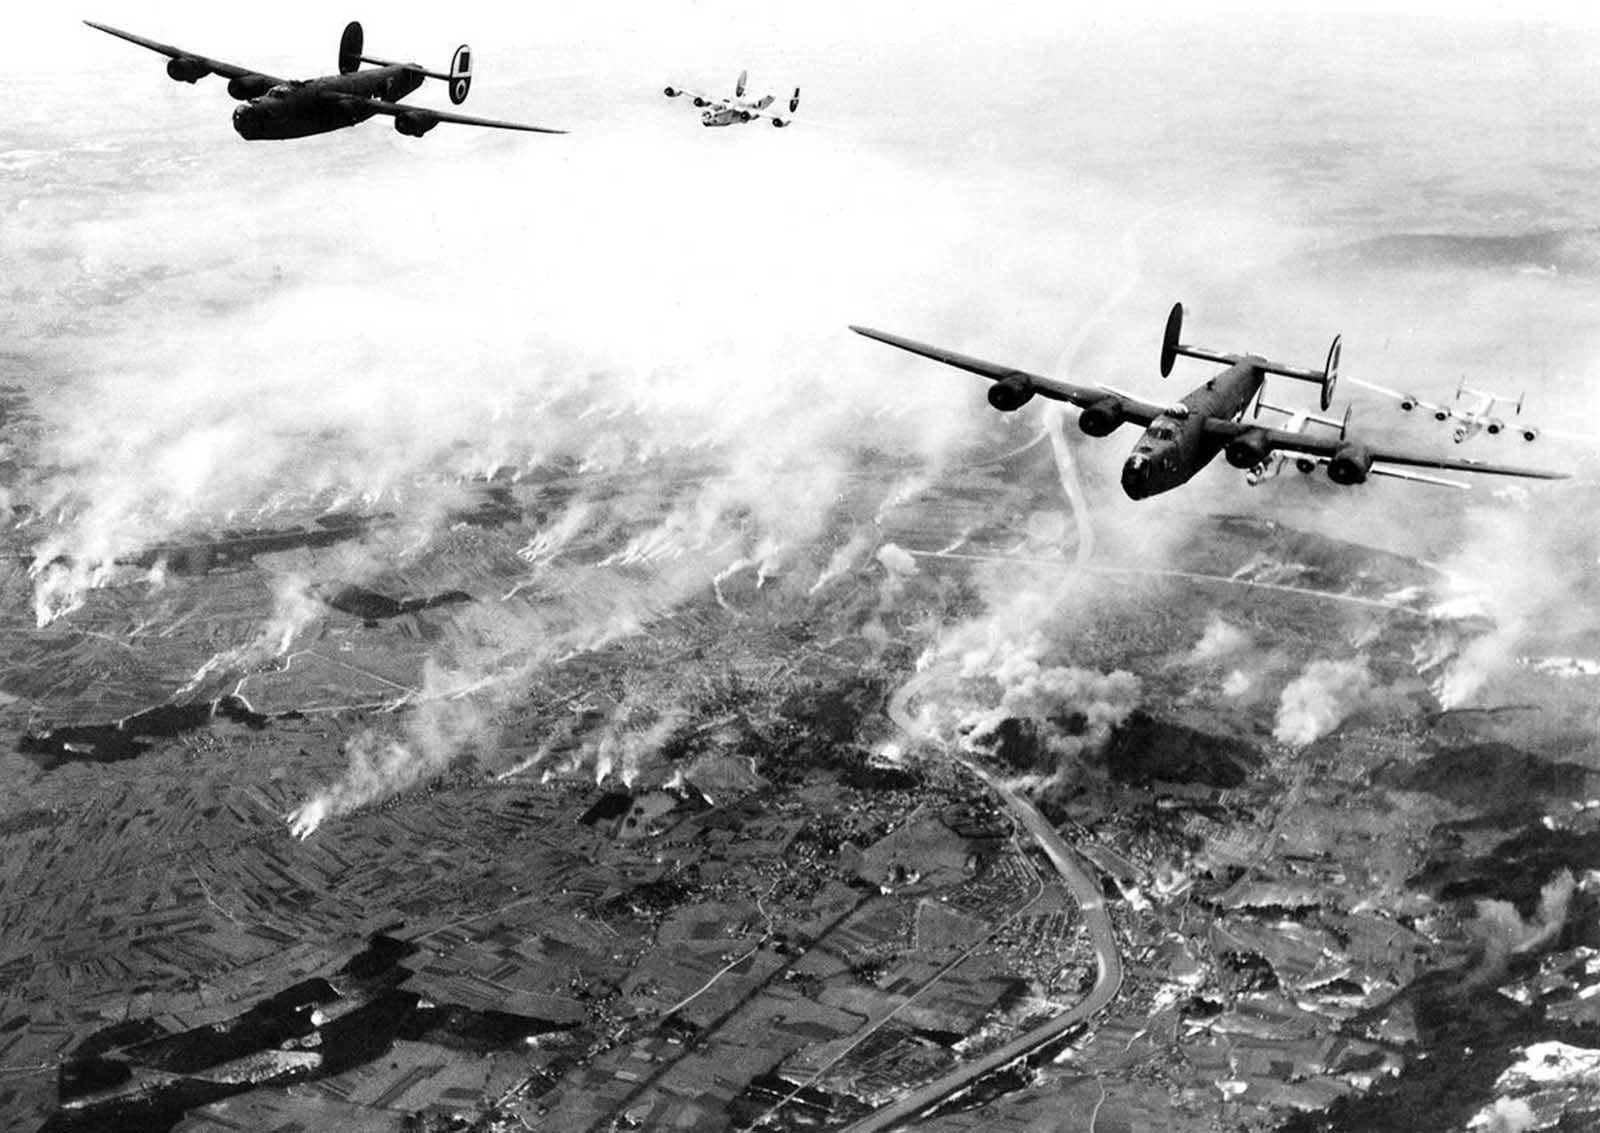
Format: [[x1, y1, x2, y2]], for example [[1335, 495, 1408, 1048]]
[[1043, 206, 1178, 564], [1043, 408, 1094, 564], [1273, 658, 1373, 748]]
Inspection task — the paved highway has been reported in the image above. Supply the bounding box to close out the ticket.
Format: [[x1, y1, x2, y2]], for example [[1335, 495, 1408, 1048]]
[[839, 674, 1124, 1132]]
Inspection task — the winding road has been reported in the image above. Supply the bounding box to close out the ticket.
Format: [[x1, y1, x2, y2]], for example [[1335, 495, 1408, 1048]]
[[838, 674, 1124, 1132]]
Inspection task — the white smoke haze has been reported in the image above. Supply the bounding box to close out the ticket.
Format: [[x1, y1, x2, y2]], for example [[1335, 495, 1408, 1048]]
[[1475, 1097, 1537, 1133], [875, 542, 918, 581], [944, 575, 1142, 777], [7, 9, 1600, 842], [874, 475, 931, 526], [1477, 1041, 1600, 1132], [808, 530, 876, 595], [29, 557, 115, 628], [1221, 670, 1255, 698], [1436, 634, 1512, 712], [960, 647, 1140, 762], [177, 573, 323, 698], [1272, 658, 1373, 748], [1187, 613, 1251, 665], [1425, 500, 1599, 710], [1463, 871, 1578, 989], [513, 500, 596, 568], [286, 495, 775, 830], [1473, 870, 1578, 961], [289, 655, 499, 838], [16, 101, 982, 625], [576, 706, 686, 789]]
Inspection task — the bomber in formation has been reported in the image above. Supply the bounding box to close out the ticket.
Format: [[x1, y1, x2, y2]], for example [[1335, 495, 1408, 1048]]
[[77, 17, 1573, 502], [84, 19, 565, 139], [1349, 373, 1596, 446], [663, 69, 802, 128], [851, 304, 1569, 500]]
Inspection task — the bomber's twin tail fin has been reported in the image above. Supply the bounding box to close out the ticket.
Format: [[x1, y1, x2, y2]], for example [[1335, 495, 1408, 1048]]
[[447, 44, 471, 104], [1161, 301, 1341, 412], [338, 21, 363, 74], [339, 20, 472, 103]]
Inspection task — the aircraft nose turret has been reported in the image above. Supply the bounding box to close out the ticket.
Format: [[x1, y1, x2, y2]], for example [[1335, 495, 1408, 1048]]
[[1121, 453, 1151, 499], [232, 102, 262, 139]]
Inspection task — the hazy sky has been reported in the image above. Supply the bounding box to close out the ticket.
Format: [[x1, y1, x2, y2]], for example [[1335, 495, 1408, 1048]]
[[4, 1, 1599, 686]]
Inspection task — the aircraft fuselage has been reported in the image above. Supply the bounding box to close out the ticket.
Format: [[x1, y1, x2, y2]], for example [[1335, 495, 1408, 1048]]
[[231, 66, 425, 140], [1120, 359, 1264, 499], [700, 94, 773, 127], [700, 106, 751, 127]]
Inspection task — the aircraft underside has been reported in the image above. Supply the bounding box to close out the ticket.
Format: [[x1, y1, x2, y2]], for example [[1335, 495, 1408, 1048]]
[[233, 98, 375, 140]]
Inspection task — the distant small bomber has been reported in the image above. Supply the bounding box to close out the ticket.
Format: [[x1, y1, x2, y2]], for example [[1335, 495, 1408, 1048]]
[[850, 304, 1568, 501], [1243, 397, 1466, 489], [83, 19, 565, 140], [663, 70, 800, 128], [1349, 374, 1595, 446]]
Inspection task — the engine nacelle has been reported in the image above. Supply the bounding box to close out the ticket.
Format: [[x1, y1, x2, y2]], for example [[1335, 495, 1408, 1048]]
[[1485, 417, 1504, 436], [1522, 426, 1540, 443], [1398, 395, 1416, 411], [770, 118, 790, 128], [166, 56, 211, 83], [663, 86, 679, 97], [227, 74, 275, 100], [1224, 428, 1273, 470], [692, 97, 708, 107], [1077, 397, 1125, 437], [1433, 407, 1450, 421], [987, 375, 1035, 413], [395, 111, 440, 137], [1327, 441, 1374, 485]]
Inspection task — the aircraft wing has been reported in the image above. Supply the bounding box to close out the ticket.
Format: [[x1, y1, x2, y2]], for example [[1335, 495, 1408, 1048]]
[[667, 85, 721, 105], [1204, 417, 1568, 481], [741, 105, 828, 128], [1345, 375, 1451, 417], [849, 325, 1167, 424], [1539, 426, 1600, 444], [344, 97, 566, 134], [1369, 465, 1470, 489], [83, 20, 285, 85]]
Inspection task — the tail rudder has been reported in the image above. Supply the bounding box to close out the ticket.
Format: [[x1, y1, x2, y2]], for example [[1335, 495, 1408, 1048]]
[[448, 44, 472, 104], [338, 21, 363, 74], [1163, 300, 1339, 411], [735, 69, 748, 97], [789, 87, 800, 114]]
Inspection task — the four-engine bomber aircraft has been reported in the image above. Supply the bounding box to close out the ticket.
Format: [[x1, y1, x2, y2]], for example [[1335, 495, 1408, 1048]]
[[663, 70, 801, 128], [1347, 374, 1595, 446], [850, 304, 1567, 500], [83, 20, 564, 140]]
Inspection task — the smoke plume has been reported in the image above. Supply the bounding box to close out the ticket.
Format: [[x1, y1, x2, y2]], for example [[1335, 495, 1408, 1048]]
[[177, 573, 322, 698], [957, 630, 1140, 776], [1188, 613, 1251, 665], [289, 657, 495, 838], [1272, 658, 1372, 747], [1477, 1098, 1536, 1133], [1463, 870, 1577, 987]]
